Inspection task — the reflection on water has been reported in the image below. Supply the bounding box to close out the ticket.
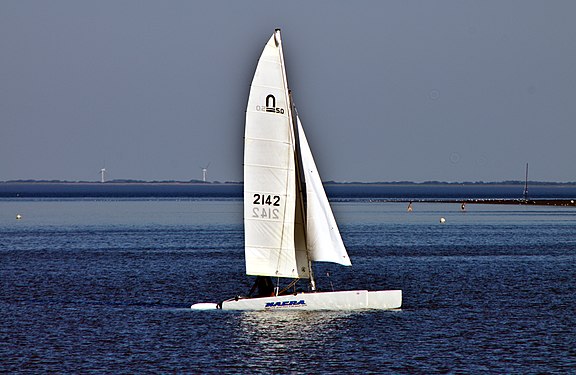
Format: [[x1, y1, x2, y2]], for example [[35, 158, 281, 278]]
[[229, 311, 362, 372], [238, 310, 353, 339]]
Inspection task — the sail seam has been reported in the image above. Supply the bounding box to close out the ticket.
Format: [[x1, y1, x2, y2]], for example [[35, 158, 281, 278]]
[[244, 137, 291, 144]]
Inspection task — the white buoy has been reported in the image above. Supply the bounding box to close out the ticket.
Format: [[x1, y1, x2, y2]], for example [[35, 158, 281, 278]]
[[439, 217, 446, 223], [16, 214, 22, 220]]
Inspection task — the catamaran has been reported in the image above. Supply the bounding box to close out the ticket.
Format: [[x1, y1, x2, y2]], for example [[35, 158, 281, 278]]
[[191, 29, 401, 311]]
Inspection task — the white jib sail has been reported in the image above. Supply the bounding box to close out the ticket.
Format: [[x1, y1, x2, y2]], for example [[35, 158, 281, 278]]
[[244, 30, 309, 279], [297, 116, 352, 266]]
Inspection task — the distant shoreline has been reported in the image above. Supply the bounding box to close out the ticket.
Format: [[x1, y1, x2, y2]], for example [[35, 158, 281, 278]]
[[2, 180, 576, 185], [1, 181, 576, 200]]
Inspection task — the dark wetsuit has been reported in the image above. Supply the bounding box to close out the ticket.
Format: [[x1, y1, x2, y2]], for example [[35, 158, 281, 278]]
[[249, 276, 274, 297]]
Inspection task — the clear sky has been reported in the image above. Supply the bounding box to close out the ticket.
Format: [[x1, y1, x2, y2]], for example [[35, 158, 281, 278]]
[[1, 1, 575, 183]]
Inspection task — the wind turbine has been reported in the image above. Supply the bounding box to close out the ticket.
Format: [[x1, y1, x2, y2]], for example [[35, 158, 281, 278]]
[[523, 163, 529, 201], [201, 163, 211, 182]]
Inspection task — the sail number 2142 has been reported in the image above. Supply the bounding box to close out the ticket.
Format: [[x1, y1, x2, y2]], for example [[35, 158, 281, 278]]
[[252, 193, 280, 219]]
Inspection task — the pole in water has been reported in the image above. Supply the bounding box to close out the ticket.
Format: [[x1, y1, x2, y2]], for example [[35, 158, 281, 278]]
[[523, 163, 529, 201]]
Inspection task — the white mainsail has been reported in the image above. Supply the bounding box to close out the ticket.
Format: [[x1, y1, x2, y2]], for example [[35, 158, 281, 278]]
[[244, 30, 309, 279]]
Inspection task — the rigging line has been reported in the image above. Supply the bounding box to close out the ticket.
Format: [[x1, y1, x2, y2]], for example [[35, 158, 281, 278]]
[[279, 278, 300, 295]]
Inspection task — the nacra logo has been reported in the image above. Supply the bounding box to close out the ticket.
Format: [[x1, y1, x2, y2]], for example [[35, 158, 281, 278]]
[[265, 300, 306, 308], [256, 94, 285, 114]]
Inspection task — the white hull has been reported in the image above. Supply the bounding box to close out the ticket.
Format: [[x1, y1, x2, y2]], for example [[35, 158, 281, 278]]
[[219, 290, 401, 311], [190, 303, 219, 310]]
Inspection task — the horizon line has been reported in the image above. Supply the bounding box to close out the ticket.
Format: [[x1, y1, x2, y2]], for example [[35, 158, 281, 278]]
[[2, 179, 576, 185]]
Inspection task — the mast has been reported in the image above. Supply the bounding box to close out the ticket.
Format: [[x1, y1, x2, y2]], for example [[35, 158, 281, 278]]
[[290, 93, 316, 291], [278, 29, 315, 290]]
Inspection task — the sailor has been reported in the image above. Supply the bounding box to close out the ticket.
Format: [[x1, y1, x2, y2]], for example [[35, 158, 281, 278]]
[[248, 276, 275, 297]]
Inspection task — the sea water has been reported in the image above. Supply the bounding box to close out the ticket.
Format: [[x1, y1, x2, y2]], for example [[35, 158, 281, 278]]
[[1, 199, 575, 373]]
